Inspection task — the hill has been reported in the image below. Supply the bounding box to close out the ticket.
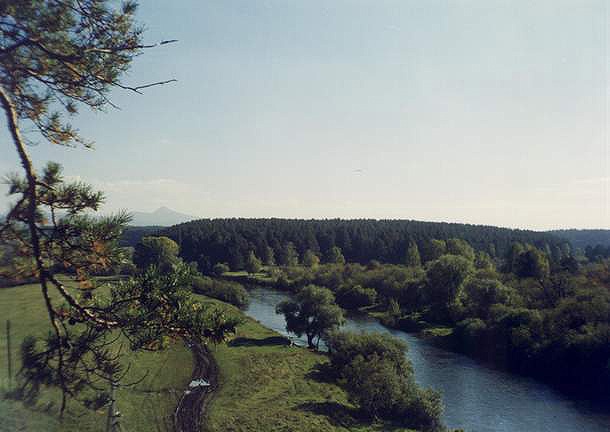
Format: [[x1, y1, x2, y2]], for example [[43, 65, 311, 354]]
[[548, 229, 610, 249]]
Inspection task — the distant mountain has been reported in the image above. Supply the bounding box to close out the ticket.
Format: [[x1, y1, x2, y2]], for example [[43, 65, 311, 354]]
[[549, 229, 610, 249], [129, 207, 196, 227]]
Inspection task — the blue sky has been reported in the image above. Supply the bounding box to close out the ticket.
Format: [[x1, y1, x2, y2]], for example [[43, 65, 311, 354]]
[[1, 0, 608, 230]]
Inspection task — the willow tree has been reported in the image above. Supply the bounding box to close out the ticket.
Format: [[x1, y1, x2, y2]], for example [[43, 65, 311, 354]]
[[0, 1, 237, 417]]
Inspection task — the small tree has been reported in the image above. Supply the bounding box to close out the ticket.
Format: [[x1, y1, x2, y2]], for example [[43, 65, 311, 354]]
[[276, 285, 345, 349], [262, 245, 276, 266], [406, 241, 422, 267], [302, 249, 320, 268], [133, 236, 180, 272], [325, 246, 346, 265], [212, 262, 230, 277], [245, 250, 262, 274], [279, 242, 299, 267]]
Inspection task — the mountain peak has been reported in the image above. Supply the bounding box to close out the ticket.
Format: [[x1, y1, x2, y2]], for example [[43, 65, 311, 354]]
[[129, 207, 195, 227]]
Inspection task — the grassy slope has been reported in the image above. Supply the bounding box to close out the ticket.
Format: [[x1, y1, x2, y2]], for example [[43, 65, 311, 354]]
[[0, 280, 193, 432], [201, 297, 414, 432], [1, 281, 414, 432]]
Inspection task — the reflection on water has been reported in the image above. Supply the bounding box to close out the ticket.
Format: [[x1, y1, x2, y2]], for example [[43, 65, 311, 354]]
[[245, 287, 610, 432]]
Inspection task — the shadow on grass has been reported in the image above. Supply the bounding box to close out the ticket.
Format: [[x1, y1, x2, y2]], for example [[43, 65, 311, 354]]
[[297, 401, 363, 428], [228, 336, 290, 347], [304, 361, 338, 384]]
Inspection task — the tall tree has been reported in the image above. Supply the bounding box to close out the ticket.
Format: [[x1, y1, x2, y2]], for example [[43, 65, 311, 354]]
[[133, 236, 180, 272], [279, 242, 299, 267], [262, 245, 276, 266], [0, 1, 240, 417], [425, 255, 474, 321], [276, 285, 345, 349], [245, 250, 262, 274], [406, 240, 422, 267]]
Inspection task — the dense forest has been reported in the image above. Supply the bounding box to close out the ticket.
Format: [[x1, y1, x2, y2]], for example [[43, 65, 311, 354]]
[[158, 218, 571, 272], [550, 229, 610, 249]]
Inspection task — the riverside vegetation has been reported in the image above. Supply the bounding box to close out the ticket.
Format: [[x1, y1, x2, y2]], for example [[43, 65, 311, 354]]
[[1, 234, 459, 431], [158, 218, 610, 402]]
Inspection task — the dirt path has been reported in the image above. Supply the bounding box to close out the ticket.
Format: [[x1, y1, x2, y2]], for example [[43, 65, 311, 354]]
[[173, 342, 218, 432]]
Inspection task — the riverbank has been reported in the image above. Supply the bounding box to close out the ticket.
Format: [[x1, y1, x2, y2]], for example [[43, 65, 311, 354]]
[[199, 296, 416, 432], [224, 270, 610, 404], [242, 286, 610, 432]]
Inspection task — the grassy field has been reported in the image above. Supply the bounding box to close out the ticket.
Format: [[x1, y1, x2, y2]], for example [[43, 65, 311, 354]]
[[201, 297, 415, 432], [1, 280, 415, 432], [0, 279, 193, 432]]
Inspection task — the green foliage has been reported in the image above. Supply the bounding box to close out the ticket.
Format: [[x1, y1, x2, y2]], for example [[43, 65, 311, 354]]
[[160, 219, 567, 271], [133, 236, 180, 273], [0, 281, 194, 431], [504, 242, 526, 273], [192, 275, 249, 308], [326, 331, 410, 375], [326, 332, 444, 432], [474, 251, 495, 271], [212, 262, 230, 276], [326, 246, 346, 265], [461, 277, 513, 320], [245, 250, 262, 274], [425, 255, 474, 321], [302, 249, 321, 267], [279, 242, 299, 267], [0, 0, 147, 148], [406, 240, 422, 267], [205, 298, 408, 432], [276, 285, 345, 349], [262, 245, 276, 266], [421, 239, 447, 263], [336, 284, 377, 310], [17, 262, 242, 410], [514, 248, 550, 280], [446, 238, 475, 261]]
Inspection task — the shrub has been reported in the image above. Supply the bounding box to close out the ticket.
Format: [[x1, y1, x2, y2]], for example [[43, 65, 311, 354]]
[[192, 276, 249, 308], [336, 284, 377, 310], [212, 262, 230, 277], [326, 331, 445, 432]]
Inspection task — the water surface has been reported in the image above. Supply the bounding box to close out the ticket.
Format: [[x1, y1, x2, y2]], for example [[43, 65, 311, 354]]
[[245, 287, 610, 432]]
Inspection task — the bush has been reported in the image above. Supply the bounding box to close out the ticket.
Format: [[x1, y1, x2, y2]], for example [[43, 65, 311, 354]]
[[336, 284, 377, 310], [192, 276, 249, 308], [212, 262, 230, 277], [326, 331, 445, 432]]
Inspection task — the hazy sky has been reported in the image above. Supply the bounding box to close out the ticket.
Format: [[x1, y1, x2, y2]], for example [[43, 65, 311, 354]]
[[1, 0, 608, 230]]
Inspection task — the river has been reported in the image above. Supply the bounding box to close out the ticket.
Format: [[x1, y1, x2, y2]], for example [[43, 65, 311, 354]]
[[244, 287, 610, 432]]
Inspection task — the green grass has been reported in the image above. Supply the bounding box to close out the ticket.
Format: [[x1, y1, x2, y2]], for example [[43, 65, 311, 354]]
[[201, 297, 415, 432], [0, 280, 193, 432], [1, 280, 415, 432]]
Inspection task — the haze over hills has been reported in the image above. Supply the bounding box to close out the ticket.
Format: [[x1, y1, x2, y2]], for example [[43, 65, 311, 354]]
[[549, 229, 610, 249], [129, 207, 196, 227]]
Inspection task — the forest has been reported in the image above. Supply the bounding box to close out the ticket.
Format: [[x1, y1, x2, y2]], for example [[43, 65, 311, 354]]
[[159, 218, 571, 272]]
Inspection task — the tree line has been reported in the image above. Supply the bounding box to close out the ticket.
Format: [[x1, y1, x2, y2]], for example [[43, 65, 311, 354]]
[[157, 218, 570, 272]]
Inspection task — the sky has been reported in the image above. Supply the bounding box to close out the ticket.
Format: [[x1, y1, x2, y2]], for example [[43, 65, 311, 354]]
[[0, 0, 608, 230]]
